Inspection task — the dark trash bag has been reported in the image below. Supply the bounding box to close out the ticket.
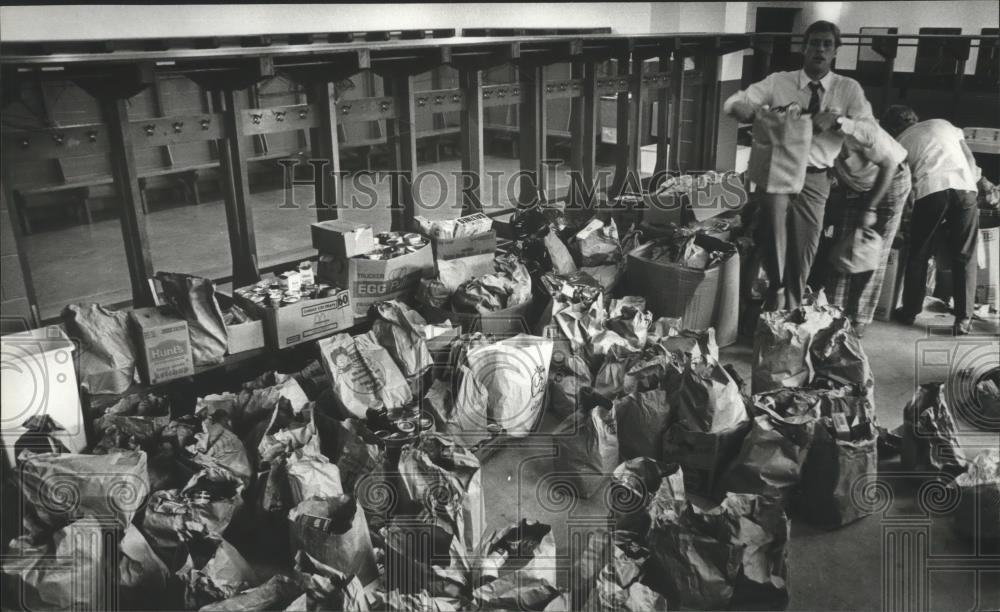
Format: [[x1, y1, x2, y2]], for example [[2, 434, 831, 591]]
[[901, 383, 967, 474], [157, 272, 228, 366], [796, 421, 878, 529], [719, 390, 820, 499], [648, 492, 790, 610], [614, 390, 672, 461], [62, 303, 139, 394], [553, 406, 619, 499], [14, 415, 70, 465], [949, 449, 1000, 542]]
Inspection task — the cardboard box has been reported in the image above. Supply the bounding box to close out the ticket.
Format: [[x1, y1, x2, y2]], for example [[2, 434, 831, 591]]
[[217, 293, 265, 355], [311, 219, 376, 258], [318, 242, 435, 320], [874, 247, 905, 322], [1, 326, 87, 468], [432, 230, 497, 261], [977, 225, 999, 312], [662, 420, 751, 500], [643, 179, 747, 229], [129, 307, 195, 385], [493, 213, 514, 240], [626, 235, 736, 330], [233, 288, 353, 350]]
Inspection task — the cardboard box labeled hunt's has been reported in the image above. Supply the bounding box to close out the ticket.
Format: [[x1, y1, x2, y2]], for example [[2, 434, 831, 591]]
[[311, 219, 376, 258], [130, 307, 195, 385], [234, 289, 353, 350], [318, 243, 435, 320]]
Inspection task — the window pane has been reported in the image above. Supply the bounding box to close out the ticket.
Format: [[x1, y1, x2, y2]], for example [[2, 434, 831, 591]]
[[337, 71, 394, 231], [131, 75, 234, 280], [481, 63, 522, 213], [5, 80, 134, 320], [245, 77, 315, 270], [413, 66, 464, 221]]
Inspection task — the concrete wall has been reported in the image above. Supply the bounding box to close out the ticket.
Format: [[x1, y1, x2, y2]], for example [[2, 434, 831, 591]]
[[744, 1, 998, 74], [0, 3, 655, 40], [836, 1, 999, 73]]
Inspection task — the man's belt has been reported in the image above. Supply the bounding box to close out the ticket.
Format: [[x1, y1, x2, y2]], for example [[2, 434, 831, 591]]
[[806, 166, 829, 174]]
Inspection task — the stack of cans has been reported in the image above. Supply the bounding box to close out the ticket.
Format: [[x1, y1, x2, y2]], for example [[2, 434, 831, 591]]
[[234, 272, 340, 309], [362, 231, 428, 260]]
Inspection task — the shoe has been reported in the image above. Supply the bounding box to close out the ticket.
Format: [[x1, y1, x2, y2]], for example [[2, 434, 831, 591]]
[[891, 308, 916, 326], [954, 318, 972, 335], [853, 322, 867, 338]]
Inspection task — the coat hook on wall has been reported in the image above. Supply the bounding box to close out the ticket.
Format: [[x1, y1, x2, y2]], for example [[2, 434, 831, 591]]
[[273, 110, 286, 122], [251, 113, 263, 124], [144, 124, 155, 136], [172, 121, 184, 133], [87, 131, 98, 142], [200, 119, 211, 130]]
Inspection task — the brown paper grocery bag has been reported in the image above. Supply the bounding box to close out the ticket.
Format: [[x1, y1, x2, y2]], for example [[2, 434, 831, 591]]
[[747, 109, 812, 195]]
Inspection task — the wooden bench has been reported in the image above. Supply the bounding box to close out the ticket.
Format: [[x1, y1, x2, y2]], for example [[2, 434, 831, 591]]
[[138, 161, 220, 212], [14, 162, 221, 234], [13, 175, 114, 233]]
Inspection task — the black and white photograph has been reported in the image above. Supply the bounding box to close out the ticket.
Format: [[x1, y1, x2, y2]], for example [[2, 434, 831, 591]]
[[0, 2, 998, 610]]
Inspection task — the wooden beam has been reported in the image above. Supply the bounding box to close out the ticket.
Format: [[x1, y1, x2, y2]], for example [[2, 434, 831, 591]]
[[240, 103, 321, 135], [101, 97, 155, 307], [517, 63, 545, 206], [308, 81, 342, 222], [384, 73, 418, 230], [751, 36, 773, 83], [130, 113, 226, 146], [698, 49, 721, 170], [609, 54, 637, 197], [217, 89, 260, 288], [186, 57, 275, 91], [653, 51, 671, 188], [625, 55, 644, 191], [74, 63, 155, 101], [459, 68, 485, 214], [668, 53, 685, 172], [569, 59, 598, 208], [0, 168, 41, 327]]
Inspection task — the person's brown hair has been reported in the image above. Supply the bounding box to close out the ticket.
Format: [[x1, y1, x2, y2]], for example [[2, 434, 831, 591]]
[[881, 105, 920, 136], [804, 20, 842, 48]]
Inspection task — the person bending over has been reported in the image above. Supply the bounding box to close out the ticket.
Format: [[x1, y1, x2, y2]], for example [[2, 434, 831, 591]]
[[881, 106, 985, 335], [825, 117, 911, 337]]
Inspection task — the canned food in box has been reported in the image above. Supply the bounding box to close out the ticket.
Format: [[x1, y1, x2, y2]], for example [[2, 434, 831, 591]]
[[396, 419, 417, 436]]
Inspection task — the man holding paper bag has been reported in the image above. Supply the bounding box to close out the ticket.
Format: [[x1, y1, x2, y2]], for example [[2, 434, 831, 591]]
[[725, 20, 873, 311]]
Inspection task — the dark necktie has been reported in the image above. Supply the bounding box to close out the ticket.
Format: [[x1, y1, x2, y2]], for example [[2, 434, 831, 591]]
[[807, 81, 823, 115]]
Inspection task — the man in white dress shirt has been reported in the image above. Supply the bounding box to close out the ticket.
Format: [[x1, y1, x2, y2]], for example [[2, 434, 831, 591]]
[[881, 105, 983, 335], [725, 20, 873, 310]]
